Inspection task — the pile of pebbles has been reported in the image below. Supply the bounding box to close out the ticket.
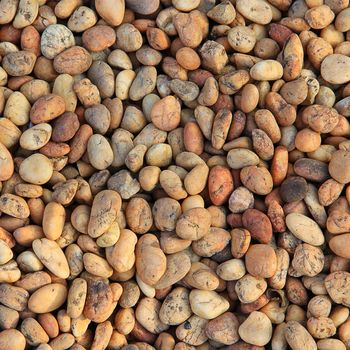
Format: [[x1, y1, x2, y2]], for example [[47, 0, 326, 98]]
[[2, 0, 350, 349]]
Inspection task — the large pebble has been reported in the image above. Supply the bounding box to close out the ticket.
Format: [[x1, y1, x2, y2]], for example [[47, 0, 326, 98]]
[[159, 287, 192, 326], [19, 154, 53, 185], [238, 311, 272, 346], [108, 170, 141, 200], [321, 54, 350, 84], [136, 234, 166, 286], [189, 290, 230, 320], [216, 259, 246, 281], [176, 208, 211, 240], [329, 150, 350, 184], [329, 234, 350, 259], [151, 96, 181, 132], [82, 25, 116, 52], [0, 142, 13, 181], [250, 60, 284, 81], [2, 51, 36, 76], [170, 79, 200, 102], [286, 213, 324, 246], [0, 284, 28, 311], [335, 96, 350, 117], [83, 279, 117, 323], [67, 6, 97, 32], [0, 194, 29, 219], [106, 229, 137, 273], [292, 243, 324, 277], [208, 165, 234, 205], [236, 0, 273, 24], [0, 262, 21, 284], [227, 149, 259, 169], [20, 317, 49, 346], [317, 339, 346, 350], [235, 274, 267, 303], [305, 5, 335, 29], [13, 0, 38, 29], [294, 158, 329, 183], [285, 321, 317, 350], [228, 26, 256, 54], [302, 104, 339, 133], [280, 176, 308, 203], [205, 312, 240, 345], [0, 240, 13, 265], [32, 238, 70, 278], [242, 208, 272, 243], [184, 261, 219, 291], [88, 190, 121, 238], [125, 0, 159, 14], [245, 244, 277, 278], [192, 227, 231, 257], [207, 1, 235, 24], [200, 41, 228, 74], [325, 272, 350, 307], [129, 66, 157, 101], [240, 166, 273, 196], [30, 94, 66, 124], [67, 278, 87, 319], [176, 314, 208, 346], [87, 134, 114, 170], [95, 0, 125, 26], [54, 46, 92, 75], [0, 119, 21, 149], [0, 329, 26, 350], [155, 251, 191, 289], [28, 283, 67, 313], [20, 123, 52, 151], [41, 24, 75, 59], [135, 297, 168, 334]]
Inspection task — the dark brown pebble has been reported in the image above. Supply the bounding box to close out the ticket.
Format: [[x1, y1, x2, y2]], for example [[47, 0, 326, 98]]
[[294, 158, 329, 182], [280, 176, 308, 203]]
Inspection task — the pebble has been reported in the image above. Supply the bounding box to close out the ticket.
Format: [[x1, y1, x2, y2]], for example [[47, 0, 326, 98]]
[[189, 290, 230, 320], [236, 0, 273, 25], [238, 311, 273, 346], [286, 213, 325, 246], [32, 238, 70, 278], [250, 60, 284, 81], [321, 54, 350, 84], [329, 150, 350, 184]]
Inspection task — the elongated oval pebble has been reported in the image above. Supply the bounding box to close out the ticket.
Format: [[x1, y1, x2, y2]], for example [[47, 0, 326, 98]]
[[28, 283, 67, 313], [250, 60, 284, 81], [286, 213, 325, 246], [32, 238, 70, 278]]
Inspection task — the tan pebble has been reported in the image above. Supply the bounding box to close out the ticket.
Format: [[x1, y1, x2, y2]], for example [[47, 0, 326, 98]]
[[28, 283, 67, 313], [285, 321, 317, 350], [32, 238, 70, 279], [250, 60, 284, 81], [0, 194, 29, 219], [321, 54, 350, 84], [238, 311, 273, 346], [95, 0, 125, 26], [0, 142, 13, 181], [305, 5, 335, 29], [0, 329, 26, 350], [236, 0, 272, 24], [189, 290, 230, 320], [286, 213, 324, 246], [329, 150, 350, 184]]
